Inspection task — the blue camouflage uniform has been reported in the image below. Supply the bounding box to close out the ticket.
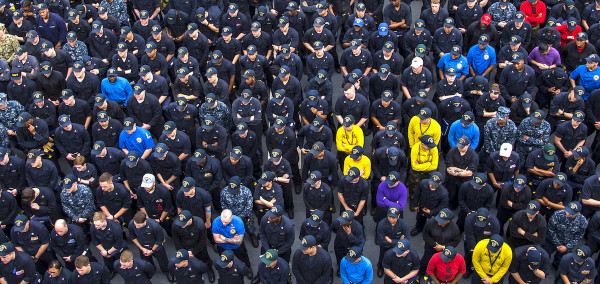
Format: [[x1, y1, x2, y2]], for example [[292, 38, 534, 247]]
[[221, 184, 256, 234]]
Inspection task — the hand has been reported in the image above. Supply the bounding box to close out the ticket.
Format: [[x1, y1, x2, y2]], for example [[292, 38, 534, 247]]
[[482, 278, 491, 284], [385, 236, 392, 243], [27, 124, 36, 134], [106, 214, 114, 220], [130, 191, 137, 199], [342, 225, 352, 235], [100, 250, 108, 257], [557, 246, 567, 253], [507, 200, 513, 207], [270, 9, 278, 15], [434, 243, 444, 251], [162, 183, 174, 190], [102, 59, 109, 64], [310, 107, 318, 114], [510, 97, 518, 103], [577, 158, 585, 165], [413, 207, 419, 212], [564, 151, 573, 158], [422, 208, 430, 214], [142, 123, 151, 130], [201, 19, 208, 25], [518, 227, 525, 235], [143, 248, 153, 256], [30, 203, 39, 210], [523, 134, 530, 140], [77, 218, 87, 223], [6, 130, 15, 136], [205, 220, 211, 229]]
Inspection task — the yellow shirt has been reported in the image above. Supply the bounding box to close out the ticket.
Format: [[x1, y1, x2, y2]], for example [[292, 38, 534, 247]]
[[410, 142, 439, 172], [343, 155, 371, 179], [472, 240, 513, 284], [407, 116, 441, 148], [336, 125, 364, 154]]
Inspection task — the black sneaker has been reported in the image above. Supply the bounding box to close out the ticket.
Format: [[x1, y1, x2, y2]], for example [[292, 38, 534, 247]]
[[251, 233, 259, 248], [287, 210, 294, 219], [208, 268, 215, 282], [463, 269, 473, 279], [167, 272, 176, 282], [246, 271, 253, 280], [370, 206, 376, 216], [410, 228, 421, 236], [377, 268, 384, 278], [295, 184, 302, 194], [109, 271, 117, 280]]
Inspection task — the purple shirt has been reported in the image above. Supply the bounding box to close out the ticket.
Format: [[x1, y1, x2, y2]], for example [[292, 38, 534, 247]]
[[527, 46, 561, 73], [376, 181, 407, 210]]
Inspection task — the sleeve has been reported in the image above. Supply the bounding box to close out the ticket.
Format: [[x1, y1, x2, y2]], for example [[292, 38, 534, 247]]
[[567, 217, 588, 249], [472, 242, 487, 278]]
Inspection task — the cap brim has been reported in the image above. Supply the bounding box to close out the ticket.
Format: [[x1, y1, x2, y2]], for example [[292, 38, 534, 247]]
[[475, 220, 487, 227], [428, 180, 440, 187], [525, 208, 537, 215], [13, 225, 25, 232], [345, 255, 359, 262], [385, 179, 397, 187], [440, 254, 452, 262], [26, 157, 37, 164], [543, 153, 554, 161], [470, 180, 484, 189], [434, 215, 447, 223], [91, 149, 102, 156]]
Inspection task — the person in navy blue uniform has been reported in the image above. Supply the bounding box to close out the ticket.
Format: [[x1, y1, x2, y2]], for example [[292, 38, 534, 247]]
[[54, 115, 91, 165], [196, 115, 227, 159], [375, 206, 410, 277], [168, 249, 209, 284], [119, 150, 153, 195], [382, 0, 412, 38], [292, 234, 333, 283], [254, 171, 284, 221], [301, 141, 339, 189], [164, 99, 198, 140], [171, 210, 215, 282], [15, 111, 50, 153], [303, 21, 336, 75], [88, 21, 117, 65], [96, 172, 132, 222], [136, 173, 174, 233], [554, 110, 587, 167], [239, 44, 269, 83], [0, 242, 39, 284], [113, 250, 155, 284], [127, 84, 165, 139], [370, 90, 402, 137], [373, 41, 404, 77], [129, 211, 171, 278], [10, 214, 53, 275], [69, 255, 110, 284], [535, 65, 570, 110], [90, 212, 125, 277], [159, 121, 192, 161], [340, 39, 373, 77], [221, 3, 250, 41], [176, 177, 212, 225], [548, 87, 586, 131], [508, 245, 551, 284], [221, 146, 255, 189], [242, 22, 273, 60], [432, 18, 463, 63], [299, 210, 331, 250], [303, 170, 333, 223], [25, 149, 59, 190], [334, 83, 370, 129], [50, 220, 90, 271], [400, 57, 432, 100], [93, 94, 126, 124], [112, 42, 139, 83], [558, 245, 596, 284], [534, 173, 573, 218], [369, 65, 400, 102], [58, 89, 92, 129], [91, 140, 126, 176], [257, 248, 291, 284], [29, 92, 57, 132], [214, 249, 252, 284], [184, 149, 223, 210], [43, 260, 72, 284], [0, 146, 26, 196], [331, 210, 365, 272]]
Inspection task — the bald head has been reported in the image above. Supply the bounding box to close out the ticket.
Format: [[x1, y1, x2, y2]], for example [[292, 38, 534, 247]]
[[221, 209, 232, 225], [54, 219, 68, 236]]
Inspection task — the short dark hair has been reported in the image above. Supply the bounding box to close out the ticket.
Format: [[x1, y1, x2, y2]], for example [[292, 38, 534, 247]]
[[74, 255, 90, 268], [21, 188, 35, 204], [133, 211, 147, 224]]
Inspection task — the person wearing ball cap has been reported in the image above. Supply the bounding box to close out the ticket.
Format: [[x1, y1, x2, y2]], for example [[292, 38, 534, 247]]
[[407, 134, 439, 201], [299, 209, 331, 250], [167, 248, 211, 283], [338, 166, 369, 225], [26, 148, 60, 190], [331, 209, 365, 270], [445, 134, 478, 210], [467, 33, 496, 79], [427, 245, 466, 283], [472, 234, 512, 284], [544, 200, 587, 268], [534, 171, 572, 218], [299, 88, 329, 126], [344, 145, 371, 180], [508, 245, 551, 284], [15, 111, 50, 153], [291, 234, 333, 283], [54, 114, 91, 165], [507, 200, 547, 248], [254, 171, 283, 220], [0, 241, 39, 284], [198, 91, 233, 135], [419, 208, 460, 279], [339, 245, 373, 283], [496, 174, 531, 231], [463, 207, 501, 278], [214, 249, 252, 283], [374, 171, 407, 224], [410, 171, 448, 236], [407, 107, 441, 148], [175, 177, 213, 229], [557, 244, 595, 283], [221, 175, 259, 247], [257, 248, 291, 283], [170, 207, 216, 282], [553, 108, 586, 166], [570, 53, 600, 95], [457, 172, 494, 232], [259, 204, 295, 262], [547, 85, 585, 131], [336, 113, 365, 168], [221, 146, 255, 189], [374, 205, 410, 277], [303, 170, 333, 224], [380, 238, 420, 282]]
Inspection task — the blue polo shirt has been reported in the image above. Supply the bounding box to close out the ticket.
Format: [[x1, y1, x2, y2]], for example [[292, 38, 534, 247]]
[[570, 65, 600, 99], [118, 127, 155, 157], [467, 45, 496, 78], [437, 53, 469, 77], [212, 215, 246, 250]]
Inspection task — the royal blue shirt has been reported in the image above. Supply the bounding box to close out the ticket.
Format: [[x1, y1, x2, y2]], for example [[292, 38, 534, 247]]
[[118, 127, 155, 157], [212, 215, 246, 250], [467, 45, 496, 78]]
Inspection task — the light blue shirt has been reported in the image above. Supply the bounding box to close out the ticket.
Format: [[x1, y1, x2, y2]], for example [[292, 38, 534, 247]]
[[340, 256, 373, 284], [448, 120, 480, 149], [467, 45, 496, 78], [212, 215, 246, 250]]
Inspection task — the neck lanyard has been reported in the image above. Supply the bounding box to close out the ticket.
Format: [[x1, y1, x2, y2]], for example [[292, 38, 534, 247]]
[[488, 247, 502, 274], [419, 122, 431, 137]]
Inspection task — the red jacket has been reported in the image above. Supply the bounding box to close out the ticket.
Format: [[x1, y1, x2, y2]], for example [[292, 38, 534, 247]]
[[520, 0, 546, 27], [556, 24, 582, 47]]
